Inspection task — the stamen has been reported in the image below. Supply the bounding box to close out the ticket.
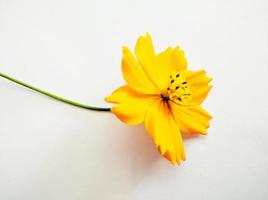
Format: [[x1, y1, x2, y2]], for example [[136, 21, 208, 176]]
[[164, 71, 192, 105]]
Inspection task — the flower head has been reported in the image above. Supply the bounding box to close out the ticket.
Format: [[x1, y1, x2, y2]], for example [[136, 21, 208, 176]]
[[105, 33, 212, 165]]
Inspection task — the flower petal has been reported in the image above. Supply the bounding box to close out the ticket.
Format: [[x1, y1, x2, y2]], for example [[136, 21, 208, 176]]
[[122, 47, 159, 94], [171, 46, 187, 70], [144, 99, 186, 164], [153, 47, 188, 89], [153, 47, 175, 89], [170, 101, 212, 135], [105, 85, 159, 125], [186, 70, 212, 104], [134, 33, 164, 88], [134, 33, 188, 91], [134, 33, 155, 73]]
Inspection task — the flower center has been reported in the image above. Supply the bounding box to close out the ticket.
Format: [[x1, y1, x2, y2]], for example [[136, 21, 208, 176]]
[[161, 71, 192, 105]]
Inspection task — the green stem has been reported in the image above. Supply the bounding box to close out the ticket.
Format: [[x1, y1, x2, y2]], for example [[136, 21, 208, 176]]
[[0, 72, 111, 112]]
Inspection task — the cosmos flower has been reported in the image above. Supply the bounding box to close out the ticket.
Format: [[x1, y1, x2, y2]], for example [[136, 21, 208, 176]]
[[0, 33, 212, 165], [105, 33, 212, 165]]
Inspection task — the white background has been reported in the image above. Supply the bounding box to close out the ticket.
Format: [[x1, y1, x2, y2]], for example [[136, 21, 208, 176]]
[[0, 0, 268, 199]]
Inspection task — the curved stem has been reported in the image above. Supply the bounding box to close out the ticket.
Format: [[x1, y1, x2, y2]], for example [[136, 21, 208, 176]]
[[0, 72, 111, 112]]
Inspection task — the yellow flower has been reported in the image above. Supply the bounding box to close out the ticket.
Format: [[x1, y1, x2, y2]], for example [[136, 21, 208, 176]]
[[105, 33, 212, 165]]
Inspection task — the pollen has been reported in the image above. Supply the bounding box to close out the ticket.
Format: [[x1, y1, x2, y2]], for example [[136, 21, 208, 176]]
[[162, 71, 192, 105]]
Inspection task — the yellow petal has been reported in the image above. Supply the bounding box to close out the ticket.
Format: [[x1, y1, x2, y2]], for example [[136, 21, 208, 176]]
[[192, 86, 212, 104], [122, 47, 159, 94], [153, 47, 175, 89], [105, 85, 159, 125], [134, 33, 163, 88], [134, 33, 188, 91], [135, 33, 155, 73], [144, 100, 186, 164], [171, 46, 187, 70], [153, 47, 188, 89], [170, 101, 212, 135], [186, 70, 212, 104]]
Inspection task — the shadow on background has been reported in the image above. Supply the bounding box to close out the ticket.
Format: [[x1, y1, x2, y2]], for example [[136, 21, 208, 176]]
[[23, 112, 194, 199]]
